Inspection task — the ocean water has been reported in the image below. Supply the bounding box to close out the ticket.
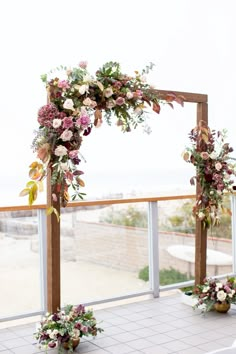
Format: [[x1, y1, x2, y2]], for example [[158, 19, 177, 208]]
[[0, 167, 195, 207]]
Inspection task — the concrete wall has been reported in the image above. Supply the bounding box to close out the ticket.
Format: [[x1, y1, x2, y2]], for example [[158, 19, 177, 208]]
[[70, 221, 233, 277]]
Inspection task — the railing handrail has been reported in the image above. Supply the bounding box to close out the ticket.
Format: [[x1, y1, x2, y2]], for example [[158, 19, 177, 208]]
[[0, 194, 196, 212]]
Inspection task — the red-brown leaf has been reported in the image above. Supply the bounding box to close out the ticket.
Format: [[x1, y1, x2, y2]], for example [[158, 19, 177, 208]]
[[153, 102, 161, 114]]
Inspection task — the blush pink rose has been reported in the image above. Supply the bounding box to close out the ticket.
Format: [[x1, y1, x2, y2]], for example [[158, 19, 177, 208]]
[[115, 97, 125, 106], [63, 116, 74, 129]]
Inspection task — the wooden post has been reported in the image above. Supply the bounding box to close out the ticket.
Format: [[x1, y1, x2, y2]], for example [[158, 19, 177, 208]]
[[46, 167, 61, 313], [195, 102, 208, 285]]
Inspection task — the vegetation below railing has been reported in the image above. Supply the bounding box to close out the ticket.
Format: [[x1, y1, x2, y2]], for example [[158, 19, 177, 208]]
[[138, 266, 194, 285]]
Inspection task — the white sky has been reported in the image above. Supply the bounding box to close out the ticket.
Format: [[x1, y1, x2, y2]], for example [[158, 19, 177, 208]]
[[1, 0, 236, 204]]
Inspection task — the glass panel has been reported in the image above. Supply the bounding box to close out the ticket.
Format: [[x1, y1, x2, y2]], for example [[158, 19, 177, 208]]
[[206, 195, 233, 277], [158, 196, 233, 287], [158, 198, 196, 286], [0, 210, 41, 317], [61, 203, 150, 305]]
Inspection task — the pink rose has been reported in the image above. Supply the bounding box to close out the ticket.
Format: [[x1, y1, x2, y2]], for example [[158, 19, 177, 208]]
[[60, 130, 73, 141], [57, 80, 70, 89], [54, 145, 67, 157], [115, 97, 125, 106], [76, 115, 91, 128], [200, 152, 209, 160], [63, 116, 74, 129], [69, 150, 78, 159], [79, 61, 88, 69], [215, 162, 222, 171]]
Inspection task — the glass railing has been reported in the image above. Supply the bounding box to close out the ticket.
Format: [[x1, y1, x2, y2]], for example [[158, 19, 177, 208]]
[[0, 194, 235, 321]]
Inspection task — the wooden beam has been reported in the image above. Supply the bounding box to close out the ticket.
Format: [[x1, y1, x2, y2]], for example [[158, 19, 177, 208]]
[[46, 167, 61, 313], [195, 102, 208, 285], [152, 89, 208, 103]]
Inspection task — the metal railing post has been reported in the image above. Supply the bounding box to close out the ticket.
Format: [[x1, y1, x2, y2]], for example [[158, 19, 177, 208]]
[[148, 201, 159, 297], [230, 195, 236, 275], [37, 209, 47, 313]]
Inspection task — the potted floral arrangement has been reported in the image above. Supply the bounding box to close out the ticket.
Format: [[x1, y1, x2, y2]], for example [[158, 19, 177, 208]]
[[193, 277, 236, 313], [34, 304, 103, 352]]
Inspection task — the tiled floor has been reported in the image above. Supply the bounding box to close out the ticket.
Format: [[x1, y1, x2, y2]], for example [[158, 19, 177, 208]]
[[1, 294, 236, 354]]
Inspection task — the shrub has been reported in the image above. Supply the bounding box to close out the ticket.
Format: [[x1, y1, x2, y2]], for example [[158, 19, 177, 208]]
[[138, 266, 193, 285]]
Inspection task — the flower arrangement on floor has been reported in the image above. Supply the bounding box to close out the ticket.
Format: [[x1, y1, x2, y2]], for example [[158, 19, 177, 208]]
[[183, 122, 236, 228], [193, 277, 236, 313], [20, 60, 183, 213], [35, 304, 103, 353]]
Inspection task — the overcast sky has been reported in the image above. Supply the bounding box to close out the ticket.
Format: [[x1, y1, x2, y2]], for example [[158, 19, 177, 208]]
[[1, 0, 235, 204]]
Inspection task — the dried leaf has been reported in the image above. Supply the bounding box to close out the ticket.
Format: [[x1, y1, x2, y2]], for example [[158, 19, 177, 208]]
[[182, 152, 190, 161], [190, 177, 196, 185], [77, 177, 85, 187], [167, 102, 174, 109], [19, 188, 30, 197], [152, 102, 160, 114], [95, 81, 104, 91], [94, 109, 103, 126], [46, 206, 54, 215]]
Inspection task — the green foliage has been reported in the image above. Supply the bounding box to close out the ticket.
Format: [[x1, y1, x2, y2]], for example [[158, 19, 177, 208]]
[[99, 205, 148, 228], [138, 266, 149, 282], [162, 197, 232, 239], [138, 266, 193, 285], [168, 215, 184, 227]]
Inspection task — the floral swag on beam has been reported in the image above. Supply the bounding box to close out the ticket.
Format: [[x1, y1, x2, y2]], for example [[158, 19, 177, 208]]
[[20, 61, 183, 215], [183, 122, 236, 229]]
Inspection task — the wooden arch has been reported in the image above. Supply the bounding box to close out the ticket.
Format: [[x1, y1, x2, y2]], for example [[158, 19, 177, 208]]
[[47, 89, 208, 312]]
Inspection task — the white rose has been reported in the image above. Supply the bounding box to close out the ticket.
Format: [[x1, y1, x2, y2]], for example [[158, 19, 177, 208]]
[[209, 151, 218, 159], [79, 84, 89, 95], [202, 286, 209, 293], [63, 98, 75, 111], [104, 87, 113, 98], [83, 97, 92, 106], [217, 290, 227, 302], [224, 173, 230, 180], [53, 119, 62, 129], [216, 282, 222, 288], [232, 290, 235, 295], [54, 145, 67, 157], [60, 130, 73, 141], [126, 91, 134, 99]]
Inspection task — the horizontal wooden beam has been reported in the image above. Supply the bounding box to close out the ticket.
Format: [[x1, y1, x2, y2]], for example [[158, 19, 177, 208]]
[[153, 89, 208, 103]]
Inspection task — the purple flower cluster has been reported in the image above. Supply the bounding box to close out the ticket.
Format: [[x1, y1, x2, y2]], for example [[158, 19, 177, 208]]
[[194, 277, 236, 312], [35, 304, 103, 351]]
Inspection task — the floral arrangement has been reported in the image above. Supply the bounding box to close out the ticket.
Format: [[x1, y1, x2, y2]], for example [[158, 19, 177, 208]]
[[34, 304, 103, 353], [193, 277, 236, 312], [20, 60, 183, 212], [183, 122, 236, 228]]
